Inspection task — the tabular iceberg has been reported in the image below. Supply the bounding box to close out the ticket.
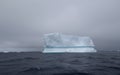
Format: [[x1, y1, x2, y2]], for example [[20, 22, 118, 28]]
[[43, 33, 96, 53]]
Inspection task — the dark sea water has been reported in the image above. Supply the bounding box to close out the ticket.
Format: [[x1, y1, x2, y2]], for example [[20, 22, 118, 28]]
[[0, 51, 120, 75]]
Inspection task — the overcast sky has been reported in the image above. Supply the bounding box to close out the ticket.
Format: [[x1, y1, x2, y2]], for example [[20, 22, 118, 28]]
[[0, 0, 120, 51]]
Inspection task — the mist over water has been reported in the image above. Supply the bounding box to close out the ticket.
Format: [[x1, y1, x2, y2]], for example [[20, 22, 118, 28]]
[[0, 0, 120, 51], [0, 48, 41, 52]]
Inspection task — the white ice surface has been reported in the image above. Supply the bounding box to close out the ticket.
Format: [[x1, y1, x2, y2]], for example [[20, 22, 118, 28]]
[[43, 48, 96, 53]]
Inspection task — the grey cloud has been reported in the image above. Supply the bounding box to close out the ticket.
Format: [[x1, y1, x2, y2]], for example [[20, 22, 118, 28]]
[[0, 0, 120, 51]]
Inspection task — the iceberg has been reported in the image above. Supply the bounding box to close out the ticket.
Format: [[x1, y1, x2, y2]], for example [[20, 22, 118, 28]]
[[43, 33, 96, 53]]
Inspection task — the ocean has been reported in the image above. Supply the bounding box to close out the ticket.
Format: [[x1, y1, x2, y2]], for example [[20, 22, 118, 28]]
[[0, 51, 120, 75]]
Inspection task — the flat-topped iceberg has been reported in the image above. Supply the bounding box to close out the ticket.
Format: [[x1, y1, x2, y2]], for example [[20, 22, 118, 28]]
[[43, 33, 96, 53]]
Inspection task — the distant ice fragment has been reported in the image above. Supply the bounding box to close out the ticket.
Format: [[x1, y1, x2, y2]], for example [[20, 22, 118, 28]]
[[3, 51, 9, 53], [43, 33, 96, 53]]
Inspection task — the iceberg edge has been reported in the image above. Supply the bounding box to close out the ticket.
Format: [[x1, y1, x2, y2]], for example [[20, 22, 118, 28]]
[[43, 48, 96, 53]]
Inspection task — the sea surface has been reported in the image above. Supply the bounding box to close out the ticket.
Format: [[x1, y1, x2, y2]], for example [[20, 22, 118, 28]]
[[0, 51, 120, 75]]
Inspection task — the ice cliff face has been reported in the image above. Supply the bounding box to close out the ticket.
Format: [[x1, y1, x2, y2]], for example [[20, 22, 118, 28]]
[[43, 33, 96, 53]]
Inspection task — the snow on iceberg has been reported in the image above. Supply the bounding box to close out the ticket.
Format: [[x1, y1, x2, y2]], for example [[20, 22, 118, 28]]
[[43, 33, 97, 53]]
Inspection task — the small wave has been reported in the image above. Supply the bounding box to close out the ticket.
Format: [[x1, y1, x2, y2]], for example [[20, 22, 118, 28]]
[[107, 66, 120, 70], [21, 66, 64, 72], [0, 57, 39, 63], [22, 67, 41, 72], [53, 72, 92, 75], [21, 68, 93, 75]]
